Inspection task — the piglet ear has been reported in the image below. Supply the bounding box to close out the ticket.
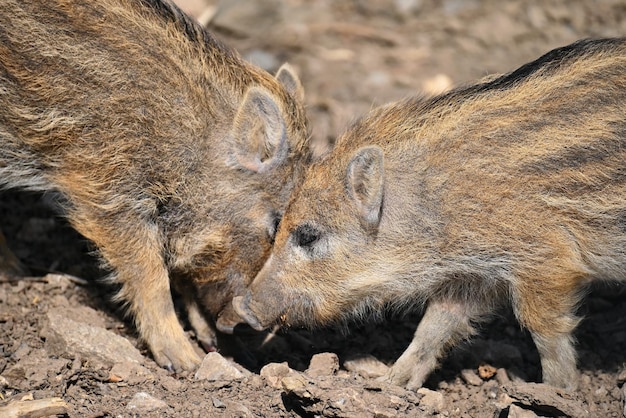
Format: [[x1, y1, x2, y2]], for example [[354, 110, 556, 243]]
[[347, 146, 385, 230], [275, 63, 304, 103], [230, 87, 288, 174]]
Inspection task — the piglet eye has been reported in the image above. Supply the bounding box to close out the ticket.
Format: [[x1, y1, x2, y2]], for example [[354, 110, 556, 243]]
[[294, 224, 320, 248]]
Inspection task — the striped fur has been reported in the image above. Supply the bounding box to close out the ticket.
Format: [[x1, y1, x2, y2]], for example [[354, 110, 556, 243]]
[[0, 0, 310, 371], [236, 38, 626, 390]]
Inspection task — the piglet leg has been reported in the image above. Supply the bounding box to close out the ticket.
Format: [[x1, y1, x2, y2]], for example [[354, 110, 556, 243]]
[[383, 299, 483, 390]]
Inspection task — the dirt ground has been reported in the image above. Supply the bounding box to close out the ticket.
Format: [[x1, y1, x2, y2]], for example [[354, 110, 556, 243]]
[[2, 0, 626, 417]]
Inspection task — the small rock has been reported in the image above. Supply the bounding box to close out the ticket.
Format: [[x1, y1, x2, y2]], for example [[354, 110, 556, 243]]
[[194, 352, 244, 381], [417, 388, 445, 412], [260, 362, 295, 388], [594, 386, 607, 397], [305, 353, 339, 377], [494, 392, 516, 411], [281, 373, 311, 398], [161, 376, 183, 393], [610, 386, 621, 401], [110, 361, 154, 385], [503, 382, 589, 418], [126, 392, 168, 413], [212, 397, 225, 408], [507, 403, 540, 418], [496, 368, 511, 385], [343, 354, 389, 379], [228, 402, 254, 417], [461, 369, 483, 386], [44, 273, 76, 291], [478, 363, 497, 380], [485, 380, 499, 399], [42, 309, 143, 367]]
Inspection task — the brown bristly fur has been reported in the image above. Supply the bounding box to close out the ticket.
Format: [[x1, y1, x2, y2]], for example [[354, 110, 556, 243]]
[[235, 38, 626, 390], [0, 0, 310, 371]]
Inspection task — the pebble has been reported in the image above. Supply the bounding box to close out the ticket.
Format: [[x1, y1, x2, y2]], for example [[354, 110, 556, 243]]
[[594, 386, 608, 397], [194, 352, 245, 381], [260, 362, 295, 388], [42, 309, 143, 367], [507, 403, 539, 418], [461, 369, 483, 386], [160, 376, 183, 393], [478, 363, 498, 380], [212, 397, 226, 408], [496, 368, 511, 385], [417, 388, 445, 412], [305, 352, 339, 377], [281, 373, 312, 398], [343, 354, 389, 378], [503, 382, 589, 417], [126, 392, 168, 413], [109, 361, 154, 385]]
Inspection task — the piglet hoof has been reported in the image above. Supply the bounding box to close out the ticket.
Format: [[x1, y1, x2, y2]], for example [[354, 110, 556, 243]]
[[199, 339, 217, 353], [379, 366, 426, 391], [150, 338, 202, 372]]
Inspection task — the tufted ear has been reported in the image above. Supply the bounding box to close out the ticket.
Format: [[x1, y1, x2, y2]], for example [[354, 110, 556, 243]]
[[275, 63, 304, 103], [229, 86, 288, 174], [346, 146, 385, 230]]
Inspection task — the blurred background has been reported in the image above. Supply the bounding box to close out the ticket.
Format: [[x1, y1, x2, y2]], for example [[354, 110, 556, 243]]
[[175, 0, 626, 153]]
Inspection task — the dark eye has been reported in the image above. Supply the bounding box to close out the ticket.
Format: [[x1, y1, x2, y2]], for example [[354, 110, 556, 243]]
[[268, 212, 282, 243], [293, 224, 321, 248]]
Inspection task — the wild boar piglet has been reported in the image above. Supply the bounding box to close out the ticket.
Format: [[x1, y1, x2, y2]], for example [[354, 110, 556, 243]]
[[234, 38, 626, 390], [0, 0, 310, 371]]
